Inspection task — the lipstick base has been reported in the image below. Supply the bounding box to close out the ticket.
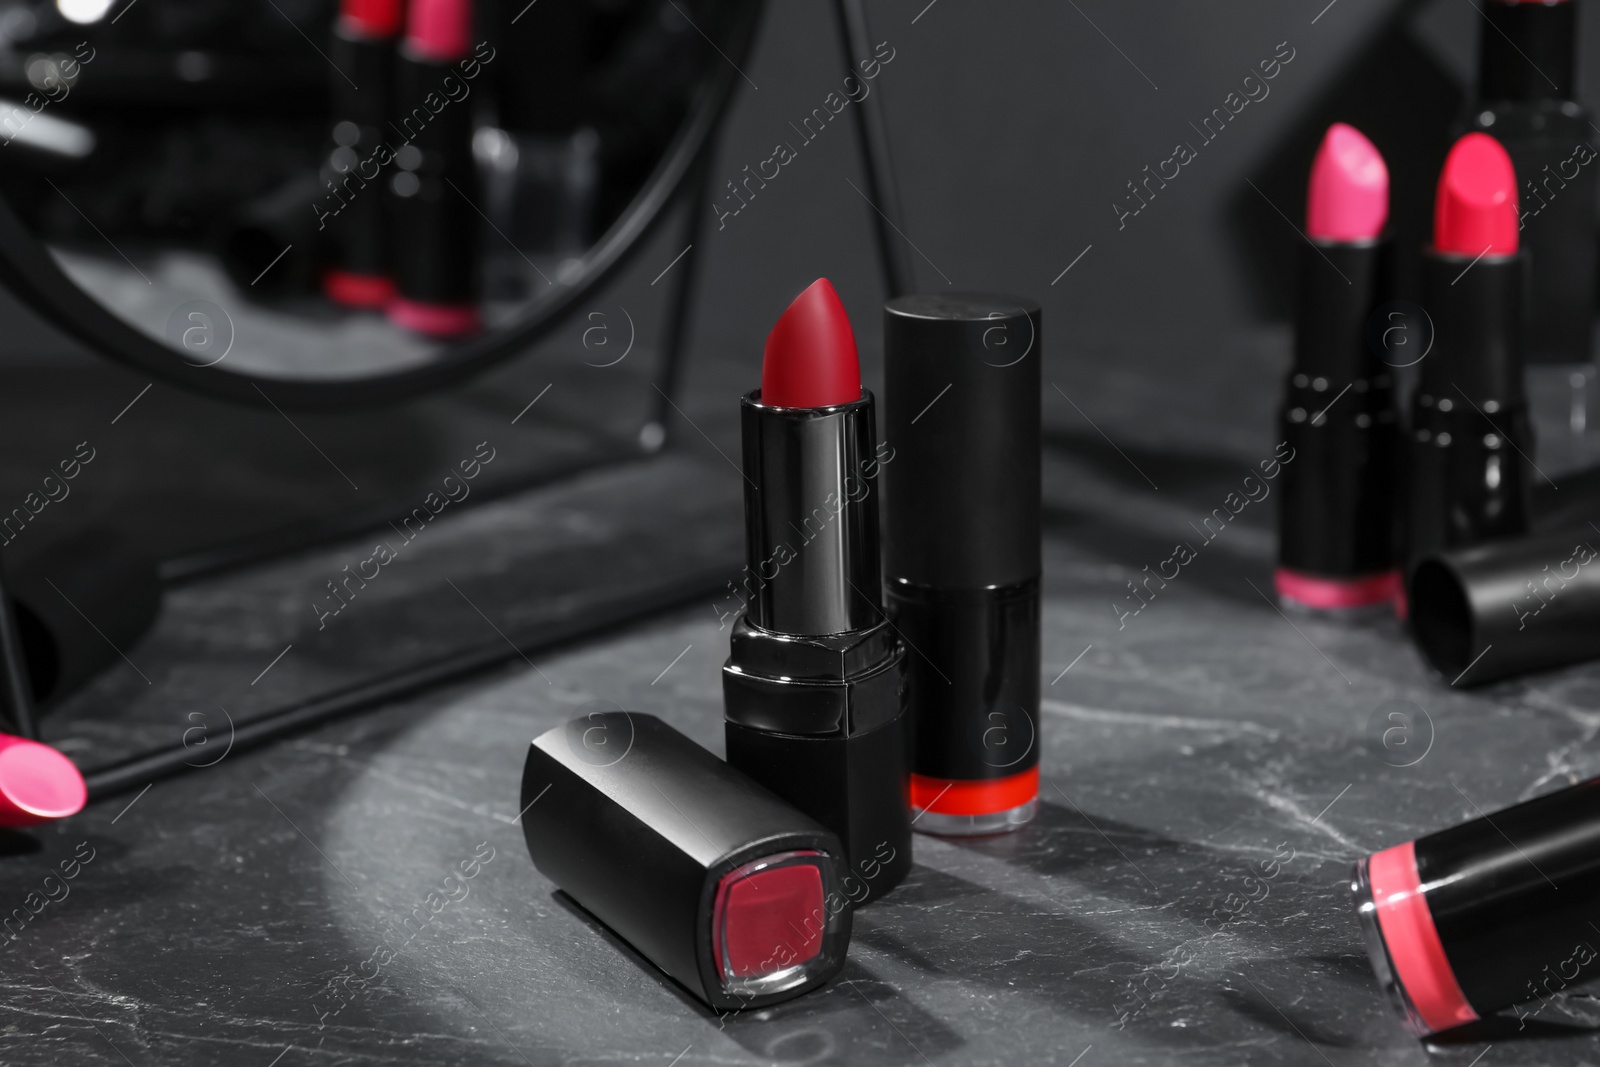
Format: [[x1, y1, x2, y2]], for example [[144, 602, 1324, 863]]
[[1275, 568, 1400, 616], [912, 800, 1037, 837], [1352, 857, 1431, 1037]]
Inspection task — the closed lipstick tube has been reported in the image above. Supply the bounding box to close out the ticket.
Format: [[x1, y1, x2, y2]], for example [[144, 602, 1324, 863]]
[[882, 294, 1041, 836], [1275, 123, 1401, 613], [722, 279, 912, 906], [1468, 0, 1594, 368], [521, 713, 851, 1011], [322, 0, 403, 309], [1406, 132, 1532, 575], [1353, 776, 1600, 1035]]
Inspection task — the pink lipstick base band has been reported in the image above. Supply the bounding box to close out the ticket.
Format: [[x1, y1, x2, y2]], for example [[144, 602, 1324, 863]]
[[387, 298, 481, 338], [1355, 843, 1478, 1035], [1274, 568, 1400, 611]]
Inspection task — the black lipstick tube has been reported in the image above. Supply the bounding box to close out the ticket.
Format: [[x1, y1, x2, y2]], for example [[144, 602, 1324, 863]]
[[388, 38, 481, 336], [521, 713, 851, 1011], [722, 391, 911, 906], [322, 10, 399, 307], [1410, 526, 1600, 685], [882, 295, 1041, 836], [1276, 239, 1400, 612], [1404, 250, 1532, 574], [1468, 0, 1593, 367], [1353, 776, 1600, 1035]]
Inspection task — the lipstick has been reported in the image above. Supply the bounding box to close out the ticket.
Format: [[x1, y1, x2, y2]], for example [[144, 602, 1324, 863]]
[[521, 713, 851, 1010], [322, 0, 403, 309], [387, 0, 482, 338], [1353, 775, 1600, 1035], [0, 734, 86, 827], [1467, 0, 1594, 372], [1405, 132, 1532, 578], [1275, 123, 1400, 614], [721, 278, 912, 906], [881, 294, 1041, 835]]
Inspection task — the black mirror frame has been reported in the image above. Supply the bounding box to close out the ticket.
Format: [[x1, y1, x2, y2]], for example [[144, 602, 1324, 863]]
[[0, 1, 763, 412]]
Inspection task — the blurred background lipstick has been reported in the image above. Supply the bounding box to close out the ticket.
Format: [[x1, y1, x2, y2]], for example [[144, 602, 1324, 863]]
[[322, 0, 405, 310], [387, 0, 482, 338], [1404, 132, 1532, 593], [1465, 0, 1595, 457], [1274, 122, 1400, 614]]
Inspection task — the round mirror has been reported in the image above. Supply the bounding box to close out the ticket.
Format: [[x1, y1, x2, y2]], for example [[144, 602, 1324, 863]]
[[0, 0, 758, 407]]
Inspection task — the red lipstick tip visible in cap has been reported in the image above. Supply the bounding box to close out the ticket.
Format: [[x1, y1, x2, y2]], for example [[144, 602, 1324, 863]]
[[0, 735, 86, 827], [1434, 132, 1519, 257], [406, 0, 474, 63], [341, 0, 404, 38], [761, 278, 862, 409], [1306, 123, 1388, 242]]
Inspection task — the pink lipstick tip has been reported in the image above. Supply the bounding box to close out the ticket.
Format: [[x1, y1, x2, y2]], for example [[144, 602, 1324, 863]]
[[1435, 132, 1519, 257], [1306, 123, 1388, 242]]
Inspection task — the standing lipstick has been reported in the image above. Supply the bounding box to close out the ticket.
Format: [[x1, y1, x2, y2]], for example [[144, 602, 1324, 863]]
[[1275, 123, 1400, 613], [322, 0, 404, 309], [1405, 132, 1532, 579], [881, 295, 1041, 836], [1353, 776, 1600, 1035], [1466, 0, 1594, 372], [722, 278, 912, 906], [387, 0, 482, 338]]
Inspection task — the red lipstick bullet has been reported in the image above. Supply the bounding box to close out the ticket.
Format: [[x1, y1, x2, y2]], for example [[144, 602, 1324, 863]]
[[1404, 132, 1532, 593], [761, 279, 862, 409], [1274, 123, 1401, 614], [722, 278, 911, 906]]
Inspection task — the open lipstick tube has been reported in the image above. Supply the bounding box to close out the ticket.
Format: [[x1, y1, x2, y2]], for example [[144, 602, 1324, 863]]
[[1275, 123, 1400, 613], [1353, 776, 1600, 1035], [521, 713, 851, 1011], [1405, 133, 1532, 577], [722, 279, 912, 906], [881, 294, 1041, 835]]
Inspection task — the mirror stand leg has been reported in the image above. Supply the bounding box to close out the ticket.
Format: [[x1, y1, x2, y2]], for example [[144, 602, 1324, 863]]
[[832, 0, 915, 299], [0, 561, 37, 739], [650, 153, 715, 450]]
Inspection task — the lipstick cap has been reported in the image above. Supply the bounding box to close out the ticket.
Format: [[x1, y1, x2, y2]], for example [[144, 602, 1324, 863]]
[[882, 294, 1041, 588], [520, 713, 851, 1011], [1409, 526, 1600, 685]]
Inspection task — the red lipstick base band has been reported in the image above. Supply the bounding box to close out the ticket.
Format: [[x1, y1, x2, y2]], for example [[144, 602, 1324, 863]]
[[1354, 843, 1478, 1036], [910, 768, 1038, 836], [324, 270, 397, 310], [1275, 568, 1401, 613]]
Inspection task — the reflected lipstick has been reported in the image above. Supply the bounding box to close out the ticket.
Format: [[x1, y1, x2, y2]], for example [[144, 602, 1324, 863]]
[[322, 0, 403, 309], [1275, 123, 1401, 613], [722, 279, 912, 906], [1405, 132, 1532, 582], [387, 0, 482, 338]]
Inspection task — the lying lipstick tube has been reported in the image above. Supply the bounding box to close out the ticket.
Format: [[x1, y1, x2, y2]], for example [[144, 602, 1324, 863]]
[[387, 0, 482, 338], [1405, 132, 1532, 577], [1353, 776, 1600, 1035], [1275, 124, 1400, 614], [722, 278, 912, 906], [322, 0, 402, 309], [521, 713, 851, 1010], [881, 294, 1041, 835]]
